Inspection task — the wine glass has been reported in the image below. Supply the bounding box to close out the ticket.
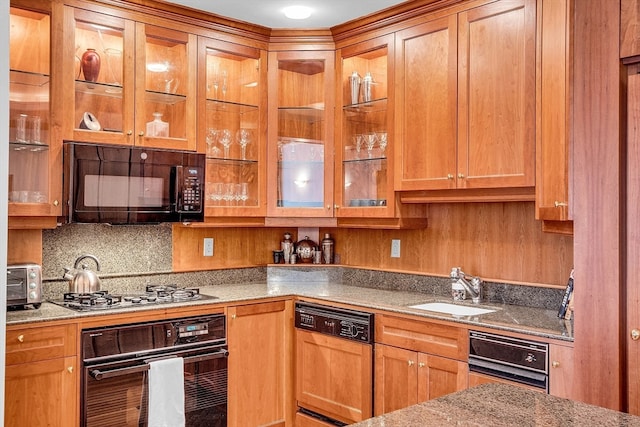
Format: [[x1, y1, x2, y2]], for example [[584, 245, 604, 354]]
[[364, 133, 377, 158], [211, 182, 224, 205], [236, 129, 251, 160], [219, 129, 232, 159], [206, 128, 218, 156], [354, 135, 363, 159], [376, 132, 388, 157]]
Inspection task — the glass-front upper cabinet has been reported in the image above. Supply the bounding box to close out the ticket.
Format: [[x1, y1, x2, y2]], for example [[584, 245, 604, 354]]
[[198, 37, 266, 217], [267, 50, 335, 218], [64, 8, 196, 150], [135, 23, 196, 150], [9, 1, 61, 217], [335, 35, 395, 218]]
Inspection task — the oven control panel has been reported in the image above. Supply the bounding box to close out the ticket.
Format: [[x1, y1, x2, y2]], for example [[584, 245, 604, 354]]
[[295, 301, 373, 344], [177, 321, 209, 338]]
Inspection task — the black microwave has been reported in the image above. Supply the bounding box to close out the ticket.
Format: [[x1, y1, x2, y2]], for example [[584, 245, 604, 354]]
[[63, 142, 205, 224]]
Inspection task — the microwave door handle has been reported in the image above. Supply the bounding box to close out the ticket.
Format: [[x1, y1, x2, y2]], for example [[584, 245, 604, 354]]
[[90, 364, 150, 380], [173, 165, 183, 212]]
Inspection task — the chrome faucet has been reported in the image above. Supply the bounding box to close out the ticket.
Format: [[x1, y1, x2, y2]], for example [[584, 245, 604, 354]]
[[450, 267, 483, 304]]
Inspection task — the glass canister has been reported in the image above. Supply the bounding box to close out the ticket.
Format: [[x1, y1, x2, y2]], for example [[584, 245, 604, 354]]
[[321, 233, 334, 264]]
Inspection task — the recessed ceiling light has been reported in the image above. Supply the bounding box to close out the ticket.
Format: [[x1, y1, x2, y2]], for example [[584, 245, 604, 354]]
[[283, 5, 313, 20]]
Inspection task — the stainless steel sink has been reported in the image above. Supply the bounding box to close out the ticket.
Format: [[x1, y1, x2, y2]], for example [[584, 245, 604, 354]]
[[408, 302, 497, 316]]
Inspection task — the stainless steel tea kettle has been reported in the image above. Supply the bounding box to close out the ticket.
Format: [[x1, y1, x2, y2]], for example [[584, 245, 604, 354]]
[[63, 254, 102, 293]]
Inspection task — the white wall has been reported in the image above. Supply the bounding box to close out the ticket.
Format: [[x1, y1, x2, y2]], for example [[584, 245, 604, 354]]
[[1, 1, 9, 424]]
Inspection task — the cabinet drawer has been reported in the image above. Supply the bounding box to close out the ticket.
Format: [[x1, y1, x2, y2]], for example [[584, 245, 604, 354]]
[[375, 314, 467, 361], [6, 323, 76, 365]]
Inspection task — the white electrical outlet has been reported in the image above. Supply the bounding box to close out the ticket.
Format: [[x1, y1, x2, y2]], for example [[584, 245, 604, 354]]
[[203, 238, 214, 257], [391, 239, 401, 258]]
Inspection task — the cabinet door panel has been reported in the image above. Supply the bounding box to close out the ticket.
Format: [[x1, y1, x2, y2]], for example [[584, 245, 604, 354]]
[[5, 356, 77, 427], [374, 344, 417, 415], [395, 15, 458, 191], [417, 353, 467, 402], [227, 300, 292, 427], [458, 0, 535, 189]]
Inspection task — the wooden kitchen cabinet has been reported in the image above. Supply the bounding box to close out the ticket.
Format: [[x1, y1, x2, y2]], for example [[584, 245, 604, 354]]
[[8, 0, 62, 225], [198, 36, 267, 218], [396, 0, 535, 198], [266, 50, 336, 221], [374, 314, 468, 415], [549, 343, 574, 399], [227, 300, 294, 427], [535, 0, 573, 232], [5, 323, 78, 427], [375, 343, 467, 415], [335, 35, 395, 218], [61, 5, 197, 151]]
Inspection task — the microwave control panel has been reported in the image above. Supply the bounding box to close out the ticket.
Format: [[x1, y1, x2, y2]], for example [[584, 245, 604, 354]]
[[178, 166, 202, 213]]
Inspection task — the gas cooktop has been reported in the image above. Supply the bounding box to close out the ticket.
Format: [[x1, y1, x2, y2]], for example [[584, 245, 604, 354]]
[[49, 284, 218, 312]]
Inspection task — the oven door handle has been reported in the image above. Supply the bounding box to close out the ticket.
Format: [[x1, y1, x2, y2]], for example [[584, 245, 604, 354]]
[[90, 364, 150, 380], [183, 348, 229, 364]]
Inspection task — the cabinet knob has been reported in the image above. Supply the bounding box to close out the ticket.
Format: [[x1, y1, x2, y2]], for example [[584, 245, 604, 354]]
[[447, 174, 454, 180], [334, 205, 340, 210], [67, 366, 74, 374], [554, 201, 568, 208], [139, 131, 145, 137], [632, 329, 640, 341], [458, 173, 465, 179], [127, 130, 133, 136], [231, 314, 236, 320], [407, 360, 415, 366], [418, 362, 425, 368], [551, 361, 560, 368], [17, 335, 24, 343], [53, 200, 59, 206]]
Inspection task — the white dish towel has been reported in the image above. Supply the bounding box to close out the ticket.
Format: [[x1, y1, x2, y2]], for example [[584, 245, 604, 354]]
[[148, 357, 186, 427]]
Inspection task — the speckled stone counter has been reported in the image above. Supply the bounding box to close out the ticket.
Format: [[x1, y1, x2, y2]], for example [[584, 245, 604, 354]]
[[8, 280, 572, 342], [349, 383, 640, 426]]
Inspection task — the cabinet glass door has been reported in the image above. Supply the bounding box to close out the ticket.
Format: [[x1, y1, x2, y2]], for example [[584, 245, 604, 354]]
[[337, 36, 394, 217], [135, 24, 197, 151], [267, 51, 335, 217], [199, 38, 265, 216], [70, 8, 132, 146], [9, 4, 56, 215]]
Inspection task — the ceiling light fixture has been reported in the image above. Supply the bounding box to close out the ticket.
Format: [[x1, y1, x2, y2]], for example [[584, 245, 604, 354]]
[[283, 5, 312, 20]]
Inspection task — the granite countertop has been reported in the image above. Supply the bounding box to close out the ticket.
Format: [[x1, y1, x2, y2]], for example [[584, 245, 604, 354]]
[[349, 383, 640, 426], [6, 281, 573, 341]]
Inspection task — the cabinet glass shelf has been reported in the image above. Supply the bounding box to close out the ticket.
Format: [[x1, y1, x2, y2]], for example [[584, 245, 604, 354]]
[[10, 70, 49, 87], [10, 141, 49, 151], [206, 99, 258, 114], [145, 90, 187, 105], [278, 106, 325, 122], [206, 157, 258, 164], [343, 97, 388, 112], [75, 80, 123, 98]]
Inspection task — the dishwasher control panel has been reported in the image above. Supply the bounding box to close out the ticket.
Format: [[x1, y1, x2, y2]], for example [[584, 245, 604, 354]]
[[295, 301, 373, 343]]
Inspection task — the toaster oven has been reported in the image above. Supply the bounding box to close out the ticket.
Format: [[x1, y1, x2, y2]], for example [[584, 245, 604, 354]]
[[7, 264, 42, 309]]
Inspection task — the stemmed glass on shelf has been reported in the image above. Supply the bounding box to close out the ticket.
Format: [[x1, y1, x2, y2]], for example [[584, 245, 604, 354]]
[[376, 132, 388, 157], [218, 129, 232, 159], [364, 133, 377, 158], [236, 129, 251, 160]]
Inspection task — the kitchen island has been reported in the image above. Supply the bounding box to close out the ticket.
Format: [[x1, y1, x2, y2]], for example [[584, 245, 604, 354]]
[[349, 383, 640, 426]]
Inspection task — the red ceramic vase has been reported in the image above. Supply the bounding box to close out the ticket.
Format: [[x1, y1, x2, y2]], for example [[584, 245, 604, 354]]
[[81, 49, 101, 82]]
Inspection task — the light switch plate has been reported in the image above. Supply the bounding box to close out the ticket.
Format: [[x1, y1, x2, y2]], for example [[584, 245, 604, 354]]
[[203, 238, 214, 257], [391, 239, 401, 258]]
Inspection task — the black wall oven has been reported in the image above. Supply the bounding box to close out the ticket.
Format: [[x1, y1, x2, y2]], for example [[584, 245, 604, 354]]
[[81, 314, 227, 427], [64, 142, 204, 224]]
